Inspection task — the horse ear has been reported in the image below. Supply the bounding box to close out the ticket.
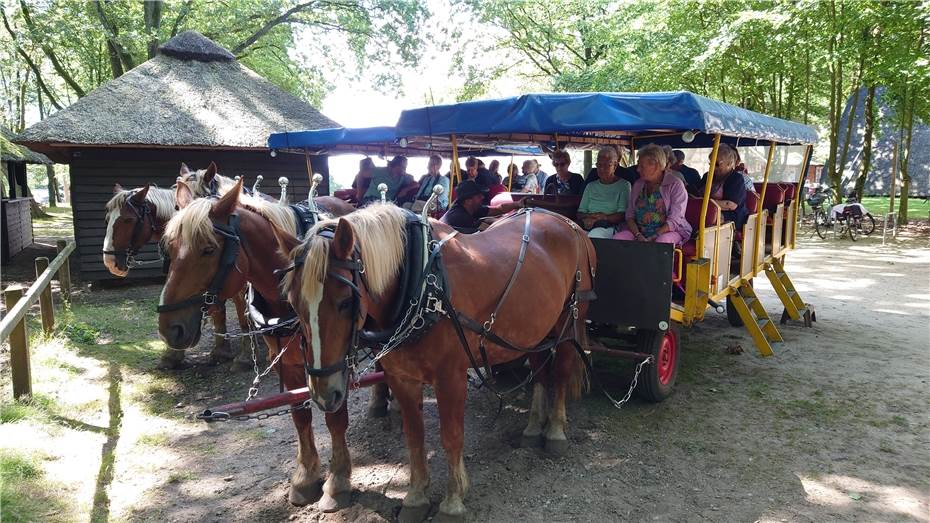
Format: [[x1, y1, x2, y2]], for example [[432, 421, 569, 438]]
[[113, 183, 124, 194], [332, 218, 355, 260], [179, 163, 190, 176], [211, 177, 242, 217], [203, 162, 218, 184], [176, 180, 194, 210], [130, 184, 150, 204], [270, 222, 301, 258]]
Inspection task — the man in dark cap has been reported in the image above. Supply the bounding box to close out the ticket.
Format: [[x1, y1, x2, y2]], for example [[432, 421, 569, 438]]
[[441, 180, 520, 233]]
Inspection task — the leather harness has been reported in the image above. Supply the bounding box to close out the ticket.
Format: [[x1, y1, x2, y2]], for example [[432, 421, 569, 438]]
[[102, 191, 158, 269]]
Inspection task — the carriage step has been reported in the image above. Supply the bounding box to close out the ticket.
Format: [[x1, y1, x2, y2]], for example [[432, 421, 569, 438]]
[[766, 259, 811, 326], [756, 318, 771, 329], [729, 281, 780, 357]]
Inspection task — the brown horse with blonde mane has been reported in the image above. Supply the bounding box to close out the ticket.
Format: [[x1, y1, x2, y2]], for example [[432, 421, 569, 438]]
[[157, 178, 374, 510], [275, 203, 595, 522], [103, 168, 252, 367]]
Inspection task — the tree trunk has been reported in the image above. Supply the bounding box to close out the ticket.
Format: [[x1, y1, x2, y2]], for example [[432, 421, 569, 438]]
[[46, 164, 58, 207], [853, 85, 875, 199], [144, 1, 164, 59], [836, 85, 861, 197]]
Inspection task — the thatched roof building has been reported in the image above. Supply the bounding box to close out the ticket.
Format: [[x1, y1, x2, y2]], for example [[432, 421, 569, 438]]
[[16, 30, 337, 160], [2, 127, 51, 165], [12, 31, 339, 280]]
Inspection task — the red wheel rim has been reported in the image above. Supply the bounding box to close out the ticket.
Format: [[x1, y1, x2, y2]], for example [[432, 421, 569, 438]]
[[657, 332, 677, 385]]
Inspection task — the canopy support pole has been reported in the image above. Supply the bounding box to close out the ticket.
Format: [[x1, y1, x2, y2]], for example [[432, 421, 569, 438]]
[[697, 134, 722, 258], [507, 154, 514, 192], [753, 143, 777, 270], [450, 134, 461, 202], [792, 144, 813, 248]]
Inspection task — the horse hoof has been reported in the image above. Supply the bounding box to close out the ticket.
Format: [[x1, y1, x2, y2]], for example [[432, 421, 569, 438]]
[[434, 511, 465, 523], [519, 434, 544, 448], [318, 490, 352, 512], [367, 404, 388, 418], [288, 479, 323, 506], [158, 356, 187, 370], [398, 504, 430, 523], [545, 438, 569, 457]]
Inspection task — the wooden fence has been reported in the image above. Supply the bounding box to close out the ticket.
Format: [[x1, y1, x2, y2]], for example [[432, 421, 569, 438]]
[[1, 239, 74, 399]]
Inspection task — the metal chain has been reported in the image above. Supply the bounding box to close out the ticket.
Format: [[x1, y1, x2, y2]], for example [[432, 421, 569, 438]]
[[218, 318, 299, 340], [126, 255, 165, 268], [600, 355, 654, 410], [245, 318, 296, 401]]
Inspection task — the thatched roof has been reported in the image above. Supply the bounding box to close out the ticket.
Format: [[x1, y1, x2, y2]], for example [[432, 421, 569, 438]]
[[1, 127, 51, 164], [15, 31, 338, 159]]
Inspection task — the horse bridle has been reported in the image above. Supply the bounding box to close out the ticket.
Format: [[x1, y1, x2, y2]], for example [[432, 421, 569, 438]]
[[156, 213, 242, 314], [103, 193, 157, 268], [276, 228, 367, 379]]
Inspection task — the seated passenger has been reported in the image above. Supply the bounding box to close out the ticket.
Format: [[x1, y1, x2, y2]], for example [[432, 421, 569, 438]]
[[503, 160, 539, 193], [670, 150, 701, 192], [577, 145, 630, 238], [695, 143, 748, 227], [408, 154, 450, 212], [613, 144, 691, 245], [585, 147, 638, 186], [361, 155, 417, 205], [543, 150, 585, 196], [661, 145, 687, 185], [441, 180, 520, 234], [350, 157, 375, 202]]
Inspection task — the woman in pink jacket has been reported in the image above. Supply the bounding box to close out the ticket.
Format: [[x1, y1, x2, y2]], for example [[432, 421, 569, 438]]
[[613, 144, 692, 245]]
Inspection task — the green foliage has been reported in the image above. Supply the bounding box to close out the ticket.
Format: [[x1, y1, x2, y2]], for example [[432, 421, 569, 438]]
[[62, 320, 100, 345], [1, 0, 429, 124]]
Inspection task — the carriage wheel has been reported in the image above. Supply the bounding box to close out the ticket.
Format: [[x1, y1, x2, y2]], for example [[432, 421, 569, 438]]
[[634, 326, 679, 403]]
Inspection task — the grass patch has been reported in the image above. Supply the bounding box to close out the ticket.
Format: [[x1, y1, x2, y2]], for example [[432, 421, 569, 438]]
[[31, 205, 74, 240], [775, 398, 846, 424], [137, 432, 170, 448], [0, 449, 69, 523], [0, 393, 60, 424], [860, 196, 929, 221], [166, 470, 196, 484]]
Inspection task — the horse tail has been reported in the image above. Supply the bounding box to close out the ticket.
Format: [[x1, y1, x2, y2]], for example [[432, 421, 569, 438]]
[[566, 322, 590, 400]]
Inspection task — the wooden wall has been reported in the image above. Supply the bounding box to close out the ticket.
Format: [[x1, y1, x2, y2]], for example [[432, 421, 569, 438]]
[[1, 197, 34, 263], [68, 147, 330, 281]]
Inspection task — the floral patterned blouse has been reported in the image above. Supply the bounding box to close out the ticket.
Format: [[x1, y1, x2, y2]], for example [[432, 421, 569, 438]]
[[634, 184, 667, 238]]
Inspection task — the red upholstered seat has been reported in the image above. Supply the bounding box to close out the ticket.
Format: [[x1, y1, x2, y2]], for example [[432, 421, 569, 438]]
[[778, 183, 796, 201], [759, 185, 786, 214], [685, 197, 720, 229], [745, 191, 759, 214]]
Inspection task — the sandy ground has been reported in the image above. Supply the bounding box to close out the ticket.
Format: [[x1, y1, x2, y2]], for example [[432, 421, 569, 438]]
[[2, 224, 928, 523]]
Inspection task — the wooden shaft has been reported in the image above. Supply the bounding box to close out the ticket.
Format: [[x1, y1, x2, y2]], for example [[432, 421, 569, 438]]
[[4, 286, 31, 399], [35, 257, 55, 334], [56, 240, 72, 301]]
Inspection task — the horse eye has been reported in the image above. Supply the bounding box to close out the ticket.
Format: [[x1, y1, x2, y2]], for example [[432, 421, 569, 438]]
[[202, 247, 216, 256], [337, 298, 353, 313]]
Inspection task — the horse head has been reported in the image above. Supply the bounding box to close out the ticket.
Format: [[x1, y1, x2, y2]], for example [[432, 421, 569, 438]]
[[275, 204, 407, 412], [178, 161, 238, 198], [103, 183, 174, 276], [157, 178, 252, 350]]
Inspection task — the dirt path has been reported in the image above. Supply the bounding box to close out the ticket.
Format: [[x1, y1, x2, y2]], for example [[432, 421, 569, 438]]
[[2, 229, 928, 522]]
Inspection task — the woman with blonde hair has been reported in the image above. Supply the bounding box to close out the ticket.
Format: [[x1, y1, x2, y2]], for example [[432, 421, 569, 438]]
[[613, 144, 691, 245]]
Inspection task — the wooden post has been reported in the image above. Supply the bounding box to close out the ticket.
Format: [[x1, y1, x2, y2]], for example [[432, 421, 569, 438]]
[[35, 257, 54, 334], [56, 239, 72, 301], [5, 285, 31, 399]]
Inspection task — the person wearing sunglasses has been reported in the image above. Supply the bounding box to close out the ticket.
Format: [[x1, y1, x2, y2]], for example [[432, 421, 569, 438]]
[[543, 150, 585, 196]]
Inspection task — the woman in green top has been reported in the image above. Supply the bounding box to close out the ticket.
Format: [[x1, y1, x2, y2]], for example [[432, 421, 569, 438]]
[[577, 145, 631, 238]]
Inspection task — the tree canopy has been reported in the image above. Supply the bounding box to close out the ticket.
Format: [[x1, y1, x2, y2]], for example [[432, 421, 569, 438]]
[[1, 0, 428, 129]]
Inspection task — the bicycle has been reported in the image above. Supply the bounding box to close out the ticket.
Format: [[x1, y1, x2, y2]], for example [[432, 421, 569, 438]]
[[815, 200, 876, 241]]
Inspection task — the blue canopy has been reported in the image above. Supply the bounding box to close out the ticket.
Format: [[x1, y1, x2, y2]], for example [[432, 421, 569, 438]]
[[394, 91, 818, 146], [268, 126, 544, 156], [268, 126, 397, 150]]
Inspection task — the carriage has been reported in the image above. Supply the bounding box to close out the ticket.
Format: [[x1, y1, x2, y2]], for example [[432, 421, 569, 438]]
[[267, 91, 819, 402]]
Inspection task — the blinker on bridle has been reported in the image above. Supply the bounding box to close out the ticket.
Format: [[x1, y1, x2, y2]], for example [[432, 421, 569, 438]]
[[156, 213, 242, 314]]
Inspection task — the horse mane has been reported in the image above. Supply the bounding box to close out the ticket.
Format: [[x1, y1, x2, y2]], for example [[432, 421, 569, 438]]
[[106, 186, 176, 221], [163, 192, 298, 251], [283, 203, 407, 306]]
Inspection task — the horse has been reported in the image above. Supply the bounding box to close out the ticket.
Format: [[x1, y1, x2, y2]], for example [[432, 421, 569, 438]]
[[274, 203, 595, 522], [103, 181, 250, 367], [157, 178, 384, 510], [178, 161, 240, 198]]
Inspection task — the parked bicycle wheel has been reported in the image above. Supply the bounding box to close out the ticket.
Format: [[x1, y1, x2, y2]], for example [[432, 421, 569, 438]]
[[814, 209, 830, 239], [848, 217, 859, 241], [860, 213, 876, 235]]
